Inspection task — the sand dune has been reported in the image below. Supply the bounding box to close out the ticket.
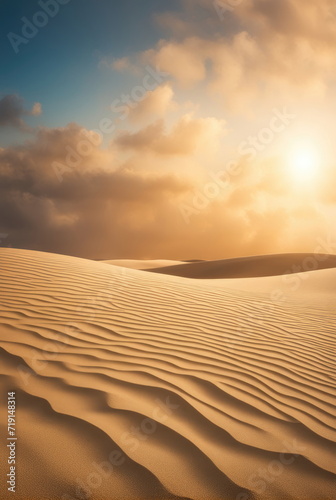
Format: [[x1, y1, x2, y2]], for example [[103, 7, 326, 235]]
[[102, 259, 184, 270], [0, 248, 335, 500], [147, 253, 336, 279]]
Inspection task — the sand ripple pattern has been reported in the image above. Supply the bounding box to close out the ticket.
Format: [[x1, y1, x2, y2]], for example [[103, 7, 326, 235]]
[[0, 249, 335, 500]]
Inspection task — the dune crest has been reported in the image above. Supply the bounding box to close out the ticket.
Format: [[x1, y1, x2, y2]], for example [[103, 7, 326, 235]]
[[147, 253, 336, 279], [102, 259, 185, 270], [0, 248, 335, 500]]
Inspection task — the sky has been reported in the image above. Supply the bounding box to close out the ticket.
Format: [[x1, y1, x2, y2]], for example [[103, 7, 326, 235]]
[[0, 0, 335, 260]]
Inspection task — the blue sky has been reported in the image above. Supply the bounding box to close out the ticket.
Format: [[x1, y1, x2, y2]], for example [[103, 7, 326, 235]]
[[0, 0, 181, 136]]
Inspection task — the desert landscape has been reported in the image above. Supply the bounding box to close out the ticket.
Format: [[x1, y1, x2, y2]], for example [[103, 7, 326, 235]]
[[0, 248, 335, 500], [1, 0, 336, 498]]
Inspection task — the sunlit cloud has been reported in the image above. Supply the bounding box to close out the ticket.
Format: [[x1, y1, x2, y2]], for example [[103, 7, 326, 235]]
[[1, 0, 335, 258]]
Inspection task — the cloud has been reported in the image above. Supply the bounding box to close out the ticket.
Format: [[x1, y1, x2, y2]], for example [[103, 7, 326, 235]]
[[111, 56, 130, 72], [143, 37, 207, 87], [1, 2, 335, 259], [31, 102, 42, 116], [237, 0, 336, 42], [0, 94, 42, 131], [114, 114, 226, 156], [154, 11, 192, 38], [100, 56, 141, 76], [135, 0, 336, 111], [0, 123, 193, 258], [126, 83, 177, 124], [99, 1, 335, 116], [0, 117, 333, 260]]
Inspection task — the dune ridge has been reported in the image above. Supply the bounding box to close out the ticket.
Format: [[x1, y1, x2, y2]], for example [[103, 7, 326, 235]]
[[147, 253, 336, 279], [0, 248, 335, 500], [102, 259, 185, 270]]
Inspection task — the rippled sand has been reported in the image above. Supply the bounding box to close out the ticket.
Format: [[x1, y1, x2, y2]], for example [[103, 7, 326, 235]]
[[0, 248, 335, 500]]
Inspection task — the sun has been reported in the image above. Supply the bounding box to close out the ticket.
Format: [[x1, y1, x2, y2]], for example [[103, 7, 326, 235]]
[[288, 141, 320, 183]]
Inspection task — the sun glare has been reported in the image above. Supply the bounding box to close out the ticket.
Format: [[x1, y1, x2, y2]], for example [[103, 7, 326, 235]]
[[288, 142, 320, 183]]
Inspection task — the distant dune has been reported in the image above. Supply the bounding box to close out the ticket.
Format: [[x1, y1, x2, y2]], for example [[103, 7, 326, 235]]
[[147, 253, 336, 279], [0, 248, 335, 500], [102, 259, 185, 270]]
